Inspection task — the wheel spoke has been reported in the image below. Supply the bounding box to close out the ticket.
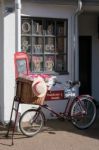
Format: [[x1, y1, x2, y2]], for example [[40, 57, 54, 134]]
[[19, 109, 44, 137], [71, 97, 96, 129]]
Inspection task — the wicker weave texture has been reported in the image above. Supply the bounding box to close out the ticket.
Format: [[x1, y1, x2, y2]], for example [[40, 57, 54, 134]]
[[16, 77, 45, 105]]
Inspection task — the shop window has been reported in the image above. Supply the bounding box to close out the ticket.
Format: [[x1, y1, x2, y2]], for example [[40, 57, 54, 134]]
[[21, 17, 68, 74]]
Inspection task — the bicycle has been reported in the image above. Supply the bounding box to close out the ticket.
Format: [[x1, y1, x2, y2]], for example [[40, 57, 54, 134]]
[[19, 80, 96, 137]]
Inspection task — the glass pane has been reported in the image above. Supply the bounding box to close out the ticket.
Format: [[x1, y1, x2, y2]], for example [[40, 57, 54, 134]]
[[21, 36, 31, 53], [21, 19, 32, 34], [45, 37, 55, 53], [56, 21, 65, 36], [33, 20, 43, 35], [32, 37, 43, 53], [56, 55, 66, 72], [32, 56, 43, 72], [45, 56, 54, 72], [21, 17, 68, 73], [56, 37, 64, 53], [16, 59, 27, 75], [46, 20, 55, 35]]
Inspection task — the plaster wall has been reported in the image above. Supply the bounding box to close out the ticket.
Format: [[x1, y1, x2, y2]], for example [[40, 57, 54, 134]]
[[0, 3, 4, 122]]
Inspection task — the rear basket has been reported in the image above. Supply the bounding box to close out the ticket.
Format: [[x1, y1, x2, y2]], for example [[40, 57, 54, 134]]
[[16, 77, 45, 105]]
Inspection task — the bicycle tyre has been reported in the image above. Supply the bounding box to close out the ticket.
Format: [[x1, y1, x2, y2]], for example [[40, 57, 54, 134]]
[[71, 97, 96, 129], [19, 109, 44, 137]]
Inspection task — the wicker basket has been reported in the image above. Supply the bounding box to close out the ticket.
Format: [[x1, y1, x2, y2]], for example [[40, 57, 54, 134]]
[[16, 77, 45, 105]]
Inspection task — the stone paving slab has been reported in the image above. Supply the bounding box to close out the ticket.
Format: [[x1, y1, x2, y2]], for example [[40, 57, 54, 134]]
[[0, 117, 99, 150]]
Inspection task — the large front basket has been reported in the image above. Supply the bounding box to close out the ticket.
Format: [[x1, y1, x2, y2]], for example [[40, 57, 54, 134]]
[[16, 77, 45, 105]]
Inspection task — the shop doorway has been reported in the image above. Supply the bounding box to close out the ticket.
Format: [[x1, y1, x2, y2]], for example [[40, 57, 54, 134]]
[[79, 36, 92, 95]]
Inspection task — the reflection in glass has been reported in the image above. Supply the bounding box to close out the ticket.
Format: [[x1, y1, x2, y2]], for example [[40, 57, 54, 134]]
[[32, 56, 43, 72], [21, 20, 31, 34], [56, 21, 65, 36], [56, 55, 65, 72], [21, 37, 31, 53], [45, 37, 55, 53], [45, 56, 54, 71], [33, 37, 43, 53], [56, 37, 64, 52], [33, 20, 43, 34], [16, 59, 27, 75], [21, 17, 68, 73], [46, 20, 55, 35]]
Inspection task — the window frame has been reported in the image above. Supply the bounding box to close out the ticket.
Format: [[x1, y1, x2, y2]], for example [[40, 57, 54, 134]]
[[21, 16, 68, 75]]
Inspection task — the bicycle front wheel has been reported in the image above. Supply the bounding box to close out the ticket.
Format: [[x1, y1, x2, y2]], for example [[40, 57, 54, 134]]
[[19, 109, 44, 137], [71, 97, 96, 129]]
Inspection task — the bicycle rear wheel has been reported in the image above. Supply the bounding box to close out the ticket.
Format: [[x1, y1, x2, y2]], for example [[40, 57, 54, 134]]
[[19, 109, 44, 137], [71, 97, 96, 129]]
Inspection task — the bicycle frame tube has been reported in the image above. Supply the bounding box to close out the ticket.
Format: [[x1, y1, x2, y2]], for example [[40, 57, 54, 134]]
[[40, 104, 64, 118], [40, 98, 74, 119], [39, 94, 94, 119], [63, 98, 74, 116]]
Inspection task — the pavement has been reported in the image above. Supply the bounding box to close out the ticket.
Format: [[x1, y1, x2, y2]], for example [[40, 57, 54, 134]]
[[0, 116, 99, 150]]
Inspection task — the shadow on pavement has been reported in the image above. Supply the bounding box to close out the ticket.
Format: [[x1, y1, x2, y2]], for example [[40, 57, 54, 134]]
[[0, 113, 98, 146], [44, 116, 99, 140]]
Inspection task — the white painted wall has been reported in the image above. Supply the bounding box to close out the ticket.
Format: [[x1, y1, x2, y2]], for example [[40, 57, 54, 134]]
[[0, 1, 16, 123], [0, 0, 16, 122], [3, 12, 15, 122], [79, 13, 99, 102], [0, 2, 4, 122]]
